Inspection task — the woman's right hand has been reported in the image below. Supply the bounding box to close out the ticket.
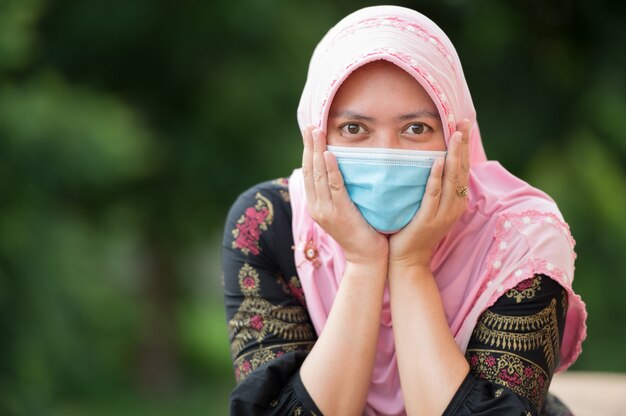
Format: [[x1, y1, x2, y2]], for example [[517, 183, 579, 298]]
[[302, 126, 389, 266]]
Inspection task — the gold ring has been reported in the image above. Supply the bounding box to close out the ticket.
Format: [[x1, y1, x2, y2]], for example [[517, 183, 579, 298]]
[[456, 186, 469, 198]]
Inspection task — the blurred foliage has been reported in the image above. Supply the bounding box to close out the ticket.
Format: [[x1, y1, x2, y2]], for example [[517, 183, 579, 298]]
[[0, 0, 624, 414]]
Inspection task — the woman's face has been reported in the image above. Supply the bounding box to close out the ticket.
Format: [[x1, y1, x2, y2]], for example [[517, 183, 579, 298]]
[[327, 60, 446, 151]]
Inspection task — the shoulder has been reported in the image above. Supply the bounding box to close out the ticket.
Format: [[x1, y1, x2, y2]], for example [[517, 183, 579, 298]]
[[226, 178, 291, 224], [223, 177, 292, 256], [514, 210, 573, 243], [228, 177, 291, 210]]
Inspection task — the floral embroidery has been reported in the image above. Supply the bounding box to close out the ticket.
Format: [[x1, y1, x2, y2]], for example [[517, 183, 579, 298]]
[[270, 179, 289, 202], [466, 349, 548, 410], [239, 263, 260, 296], [478, 210, 576, 306], [229, 263, 315, 357], [276, 273, 291, 295], [272, 177, 289, 187], [231, 192, 274, 256], [494, 387, 504, 397], [318, 48, 456, 136], [233, 342, 314, 383], [249, 314, 264, 331], [472, 298, 560, 369], [275, 274, 306, 307], [293, 407, 318, 416], [332, 16, 454, 67], [296, 239, 321, 269], [506, 275, 542, 303], [288, 276, 306, 307]]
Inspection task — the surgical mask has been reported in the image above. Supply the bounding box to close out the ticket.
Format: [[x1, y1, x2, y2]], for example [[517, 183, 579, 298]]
[[327, 145, 447, 233]]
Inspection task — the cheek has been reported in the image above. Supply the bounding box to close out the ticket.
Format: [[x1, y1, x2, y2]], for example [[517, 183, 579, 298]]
[[404, 132, 447, 151], [325, 128, 360, 147], [433, 132, 447, 151], [325, 130, 342, 146]]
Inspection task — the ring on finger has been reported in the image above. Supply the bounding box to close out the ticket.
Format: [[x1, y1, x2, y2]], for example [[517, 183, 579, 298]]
[[456, 185, 469, 198]]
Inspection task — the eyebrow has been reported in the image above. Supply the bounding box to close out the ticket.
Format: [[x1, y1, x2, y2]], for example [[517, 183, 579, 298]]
[[397, 110, 439, 120], [329, 110, 374, 122], [330, 109, 439, 121]]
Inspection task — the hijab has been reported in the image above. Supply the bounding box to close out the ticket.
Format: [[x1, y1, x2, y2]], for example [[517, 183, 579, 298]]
[[288, 6, 586, 415]]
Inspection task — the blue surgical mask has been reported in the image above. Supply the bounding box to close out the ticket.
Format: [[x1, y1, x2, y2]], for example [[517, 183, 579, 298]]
[[327, 145, 447, 234]]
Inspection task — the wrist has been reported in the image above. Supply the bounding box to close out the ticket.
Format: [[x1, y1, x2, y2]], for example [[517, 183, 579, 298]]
[[343, 236, 389, 268], [388, 258, 432, 274], [345, 255, 389, 278], [387, 262, 434, 291], [346, 255, 388, 270], [388, 249, 432, 270]]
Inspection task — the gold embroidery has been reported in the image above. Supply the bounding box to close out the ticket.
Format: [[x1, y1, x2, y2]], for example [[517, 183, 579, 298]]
[[233, 342, 314, 383], [505, 275, 542, 303], [289, 276, 306, 306], [231, 192, 274, 256], [275, 275, 306, 307], [239, 263, 261, 296], [276, 273, 291, 295], [294, 407, 303, 416], [472, 299, 559, 369], [279, 189, 290, 202], [235, 341, 315, 362], [495, 387, 504, 397], [466, 349, 548, 410], [229, 263, 315, 357], [256, 193, 275, 222]]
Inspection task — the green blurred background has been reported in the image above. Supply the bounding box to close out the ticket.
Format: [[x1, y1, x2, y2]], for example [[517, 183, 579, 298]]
[[1, 0, 625, 414]]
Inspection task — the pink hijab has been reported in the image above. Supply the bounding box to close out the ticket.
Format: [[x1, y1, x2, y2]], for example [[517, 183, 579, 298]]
[[289, 6, 586, 415]]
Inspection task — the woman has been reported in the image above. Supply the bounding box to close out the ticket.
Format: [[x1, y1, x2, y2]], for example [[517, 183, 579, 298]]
[[222, 6, 586, 415]]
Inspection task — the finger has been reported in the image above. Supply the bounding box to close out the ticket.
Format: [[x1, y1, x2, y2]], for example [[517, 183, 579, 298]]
[[301, 126, 317, 208], [444, 130, 462, 187], [459, 119, 471, 181], [323, 151, 344, 193], [417, 156, 444, 220], [323, 150, 349, 210], [439, 131, 464, 213], [312, 129, 332, 203]]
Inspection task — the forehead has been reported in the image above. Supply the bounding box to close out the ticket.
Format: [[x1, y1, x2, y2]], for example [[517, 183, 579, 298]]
[[330, 60, 437, 111]]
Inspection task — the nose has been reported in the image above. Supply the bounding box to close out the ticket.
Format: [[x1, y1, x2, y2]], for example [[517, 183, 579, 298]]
[[373, 128, 402, 149]]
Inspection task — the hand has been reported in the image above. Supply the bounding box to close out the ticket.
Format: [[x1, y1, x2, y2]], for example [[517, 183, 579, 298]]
[[388, 119, 472, 269], [301, 126, 389, 266]]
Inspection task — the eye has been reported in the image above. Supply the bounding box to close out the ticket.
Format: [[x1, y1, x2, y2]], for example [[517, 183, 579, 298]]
[[403, 123, 431, 135], [341, 123, 366, 135]]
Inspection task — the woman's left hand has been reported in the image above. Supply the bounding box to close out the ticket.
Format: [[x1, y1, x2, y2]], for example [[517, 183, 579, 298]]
[[388, 119, 472, 269]]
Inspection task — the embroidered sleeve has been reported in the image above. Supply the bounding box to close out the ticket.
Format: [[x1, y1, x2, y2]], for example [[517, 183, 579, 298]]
[[222, 178, 321, 415], [445, 274, 570, 416]]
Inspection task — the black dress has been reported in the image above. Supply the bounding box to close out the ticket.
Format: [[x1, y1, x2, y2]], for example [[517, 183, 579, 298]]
[[222, 178, 573, 416]]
